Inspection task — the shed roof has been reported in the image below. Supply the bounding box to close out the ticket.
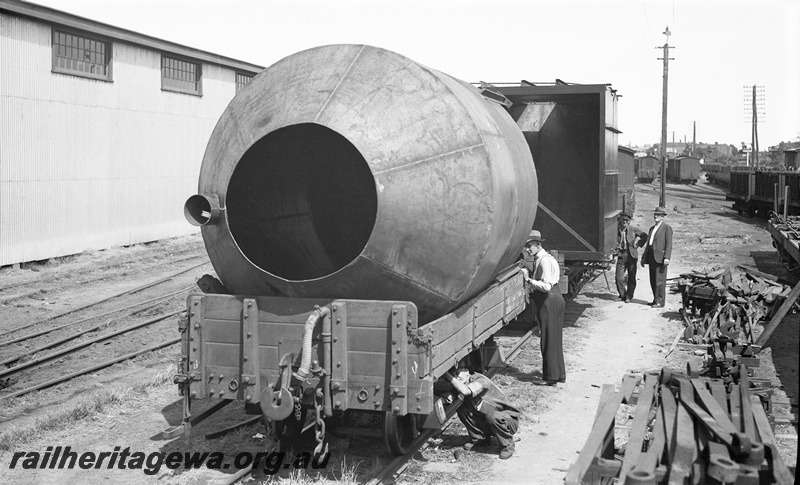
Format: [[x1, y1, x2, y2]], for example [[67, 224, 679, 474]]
[[0, 0, 264, 74]]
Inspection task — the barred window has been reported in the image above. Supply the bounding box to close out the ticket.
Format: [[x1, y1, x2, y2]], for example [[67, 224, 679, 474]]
[[236, 72, 254, 93], [162, 56, 202, 95], [52, 28, 112, 81]]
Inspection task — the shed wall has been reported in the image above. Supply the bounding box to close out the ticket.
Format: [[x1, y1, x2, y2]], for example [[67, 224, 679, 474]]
[[0, 12, 242, 265]]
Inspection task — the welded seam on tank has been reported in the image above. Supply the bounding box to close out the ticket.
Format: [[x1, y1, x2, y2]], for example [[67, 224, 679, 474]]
[[313, 45, 366, 122], [372, 143, 485, 174], [360, 255, 455, 301]]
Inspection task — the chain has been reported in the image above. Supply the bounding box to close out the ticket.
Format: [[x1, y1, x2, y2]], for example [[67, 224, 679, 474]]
[[313, 388, 327, 457], [406, 324, 432, 348], [294, 396, 302, 422]]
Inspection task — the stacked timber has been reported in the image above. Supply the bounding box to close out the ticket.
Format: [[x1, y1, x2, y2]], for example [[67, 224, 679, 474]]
[[566, 368, 795, 484]]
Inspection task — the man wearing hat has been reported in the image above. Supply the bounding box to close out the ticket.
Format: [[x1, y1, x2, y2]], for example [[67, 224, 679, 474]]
[[615, 211, 647, 303], [521, 230, 566, 385], [444, 366, 521, 459], [639, 207, 673, 307]]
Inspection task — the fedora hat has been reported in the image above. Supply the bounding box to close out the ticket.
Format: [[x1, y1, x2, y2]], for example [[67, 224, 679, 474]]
[[526, 230, 544, 243], [619, 211, 632, 220], [654, 206, 667, 216]]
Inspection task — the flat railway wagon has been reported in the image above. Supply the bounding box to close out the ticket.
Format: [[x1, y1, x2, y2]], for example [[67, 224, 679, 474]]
[[728, 169, 800, 217], [769, 215, 800, 270], [169, 45, 622, 456], [666, 155, 700, 184], [636, 155, 658, 183], [705, 163, 753, 186], [703, 162, 726, 185]]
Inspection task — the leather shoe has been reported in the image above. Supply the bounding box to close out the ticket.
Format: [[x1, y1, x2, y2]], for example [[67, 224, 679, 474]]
[[647, 301, 657, 306], [463, 437, 491, 450], [653, 303, 665, 308], [623, 298, 630, 303], [499, 441, 515, 459]]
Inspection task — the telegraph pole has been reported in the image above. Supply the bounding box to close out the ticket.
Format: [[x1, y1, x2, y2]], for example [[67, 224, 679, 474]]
[[657, 27, 674, 207], [744, 85, 765, 168], [752, 86, 759, 167]]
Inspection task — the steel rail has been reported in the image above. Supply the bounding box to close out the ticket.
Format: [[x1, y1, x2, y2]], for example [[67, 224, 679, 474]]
[[0, 338, 181, 401], [0, 310, 182, 380], [0, 260, 209, 340], [212, 422, 317, 485], [365, 357, 517, 485], [0, 253, 204, 294], [0, 286, 191, 367], [221, 343, 524, 485], [0, 285, 194, 352]]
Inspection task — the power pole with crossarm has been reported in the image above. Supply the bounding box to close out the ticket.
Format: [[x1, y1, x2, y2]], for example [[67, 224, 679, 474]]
[[657, 27, 674, 207]]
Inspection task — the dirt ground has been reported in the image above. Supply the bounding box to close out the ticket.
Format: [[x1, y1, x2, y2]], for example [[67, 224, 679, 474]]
[[0, 177, 797, 484]]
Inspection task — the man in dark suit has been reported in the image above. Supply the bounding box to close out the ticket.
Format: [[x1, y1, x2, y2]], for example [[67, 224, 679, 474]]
[[639, 206, 673, 307], [615, 211, 646, 302]]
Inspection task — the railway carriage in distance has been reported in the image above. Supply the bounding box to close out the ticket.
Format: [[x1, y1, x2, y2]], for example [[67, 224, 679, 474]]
[[666, 155, 700, 184], [171, 45, 623, 456], [636, 155, 659, 183]]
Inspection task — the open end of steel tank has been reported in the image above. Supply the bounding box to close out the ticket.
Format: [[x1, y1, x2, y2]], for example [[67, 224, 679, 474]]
[[226, 123, 377, 281], [189, 44, 538, 323]]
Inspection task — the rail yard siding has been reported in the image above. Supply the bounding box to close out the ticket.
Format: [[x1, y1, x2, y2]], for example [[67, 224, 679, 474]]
[[0, 11, 247, 265]]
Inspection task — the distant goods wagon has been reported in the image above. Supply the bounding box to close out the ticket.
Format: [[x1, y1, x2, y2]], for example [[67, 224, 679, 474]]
[[727, 169, 800, 217], [636, 155, 658, 183], [667, 155, 700, 184]]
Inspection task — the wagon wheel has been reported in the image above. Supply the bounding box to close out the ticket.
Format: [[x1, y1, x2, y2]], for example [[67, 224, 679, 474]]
[[383, 411, 418, 455]]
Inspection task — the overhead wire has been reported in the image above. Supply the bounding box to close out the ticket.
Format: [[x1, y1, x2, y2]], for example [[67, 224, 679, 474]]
[[641, 0, 653, 45]]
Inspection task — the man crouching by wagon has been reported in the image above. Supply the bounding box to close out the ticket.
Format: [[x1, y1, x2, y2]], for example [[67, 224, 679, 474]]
[[444, 367, 520, 459]]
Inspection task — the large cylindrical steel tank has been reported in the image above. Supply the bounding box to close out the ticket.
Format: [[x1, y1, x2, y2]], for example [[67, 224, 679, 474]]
[[192, 44, 538, 323]]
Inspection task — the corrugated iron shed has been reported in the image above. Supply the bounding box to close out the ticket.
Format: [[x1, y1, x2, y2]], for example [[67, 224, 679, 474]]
[[0, 0, 264, 266]]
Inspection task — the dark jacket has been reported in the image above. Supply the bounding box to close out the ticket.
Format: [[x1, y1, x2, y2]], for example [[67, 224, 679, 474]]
[[618, 225, 646, 259], [466, 373, 521, 418], [639, 223, 673, 264]]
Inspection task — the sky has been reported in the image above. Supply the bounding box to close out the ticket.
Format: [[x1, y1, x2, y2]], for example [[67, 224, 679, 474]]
[[30, 0, 800, 149]]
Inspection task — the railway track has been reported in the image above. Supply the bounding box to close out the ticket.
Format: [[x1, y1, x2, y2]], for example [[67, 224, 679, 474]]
[[0, 259, 212, 402], [0, 246, 204, 296]]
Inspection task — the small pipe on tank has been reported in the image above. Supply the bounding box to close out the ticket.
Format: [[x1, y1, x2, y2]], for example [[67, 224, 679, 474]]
[[184, 194, 221, 226]]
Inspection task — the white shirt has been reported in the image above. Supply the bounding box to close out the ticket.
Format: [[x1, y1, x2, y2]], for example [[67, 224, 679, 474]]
[[648, 221, 663, 246], [528, 247, 560, 292]]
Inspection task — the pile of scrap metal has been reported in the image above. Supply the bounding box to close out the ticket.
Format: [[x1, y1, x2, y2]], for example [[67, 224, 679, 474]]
[[675, 266, 794, 346], [566, 368, 795, 484]]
